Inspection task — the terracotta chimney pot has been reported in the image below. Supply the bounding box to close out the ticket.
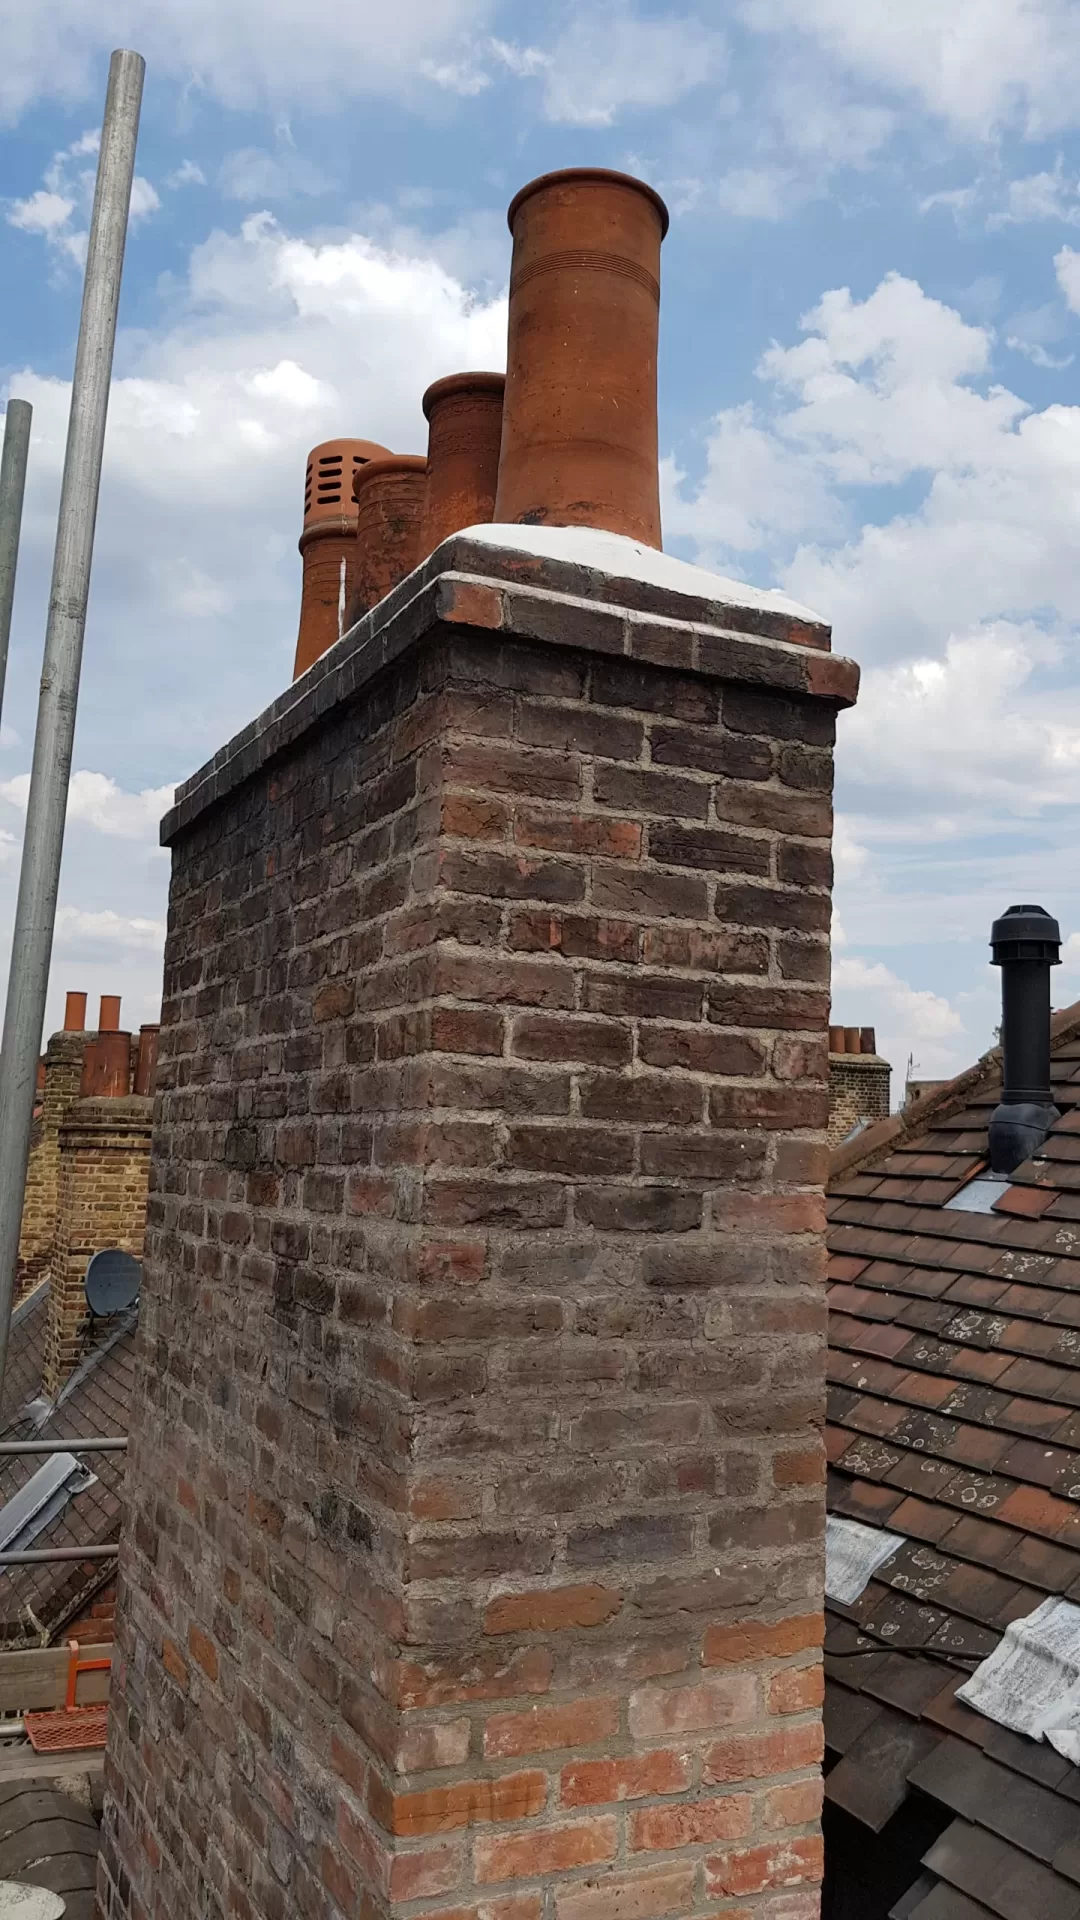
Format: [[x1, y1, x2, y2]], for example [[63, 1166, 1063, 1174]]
[[98, 995, 122, 1033], [64, 991, 88, 1033], [828, 1025, 845, 1054], [860, 1027, 877, 1056], [80, 1031, 131, 1098], [348, 456, 428, 624], [134, 1024, 160, 1097], [494, 167, 669, 547], [421, 372, 505, 553], [844, 1026, 862, 1056], [293, 438, 392, 680]]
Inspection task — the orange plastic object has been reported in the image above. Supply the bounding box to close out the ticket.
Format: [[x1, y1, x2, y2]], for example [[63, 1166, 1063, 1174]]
[[25, 1705, 109, 1752], [66, 1638, 111, 1711]]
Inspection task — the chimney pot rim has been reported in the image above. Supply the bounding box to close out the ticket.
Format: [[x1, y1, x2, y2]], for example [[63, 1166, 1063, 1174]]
[[507, 166, 670, 238], [422, 371, 506, 419], [351, 454, 427, 503]]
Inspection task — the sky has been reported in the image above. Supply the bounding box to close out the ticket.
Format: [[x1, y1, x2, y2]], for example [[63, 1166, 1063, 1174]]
[[4, 2, 1080, 1091]]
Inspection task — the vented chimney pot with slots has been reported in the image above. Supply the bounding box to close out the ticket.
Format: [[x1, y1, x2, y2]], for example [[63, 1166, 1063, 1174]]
[[989, 903, 1061, 1175], [420, 371, 505, 553], [494, 167, 668, 546], [346, 454, 427, 626], [293, 438, 391, 680]]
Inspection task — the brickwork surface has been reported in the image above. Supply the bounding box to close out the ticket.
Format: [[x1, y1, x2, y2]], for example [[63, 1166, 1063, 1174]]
[[45, 1097, 153, 1399], [99, 553, 856, 1920], [825, 1055, 890, 1148], [17, 1031, 87, 1300]]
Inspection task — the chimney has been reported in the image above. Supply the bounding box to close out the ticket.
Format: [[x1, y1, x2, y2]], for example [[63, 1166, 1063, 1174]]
[[828, 1023, 891, 1146], [293, 438, 391, 680], [134, 1024, 159, 1096], [493, 167, 668, 545], [988, 903, 1061, 1174], [16, 994, 94, 1296], [64, 990, 88, 1032], [81, 999, 130, 1097], [420, 371, 505, 552], [347, 454, 427, 625]]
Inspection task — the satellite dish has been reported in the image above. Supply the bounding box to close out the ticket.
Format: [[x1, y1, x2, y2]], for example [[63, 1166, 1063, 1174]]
[[84, 1248, 141, 1317]]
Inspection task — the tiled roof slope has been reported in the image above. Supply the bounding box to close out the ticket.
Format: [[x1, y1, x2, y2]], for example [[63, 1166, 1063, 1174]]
[[0, 1294, 133, 1646], [826, 1003, 1080, 1919]]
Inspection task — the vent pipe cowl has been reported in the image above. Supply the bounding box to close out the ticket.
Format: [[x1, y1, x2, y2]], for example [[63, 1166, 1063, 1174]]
[[988, 903, 1061, 1175]]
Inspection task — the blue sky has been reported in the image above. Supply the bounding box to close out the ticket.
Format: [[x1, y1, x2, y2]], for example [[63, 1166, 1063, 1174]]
[[5, 1, 1080, 1090]]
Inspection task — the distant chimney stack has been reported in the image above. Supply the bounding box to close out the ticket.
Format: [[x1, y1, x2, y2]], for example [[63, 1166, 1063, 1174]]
[[828, 1024, 891, 1146], [347, 455, 427, 625], [988, 902, 1061, 1175], [64, 991, 87, 1032], [494, 167, 668, 546], [421, 371, 505, 553], [293, 438, 391, 680]]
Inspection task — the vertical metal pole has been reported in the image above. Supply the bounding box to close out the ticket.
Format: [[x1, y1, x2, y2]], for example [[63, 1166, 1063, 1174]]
[[0, 50, 145, 1406], [0, 399, 32, 734]]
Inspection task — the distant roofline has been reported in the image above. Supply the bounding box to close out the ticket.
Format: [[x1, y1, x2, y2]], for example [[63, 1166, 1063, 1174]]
[[827, 994, 1080, 1187]]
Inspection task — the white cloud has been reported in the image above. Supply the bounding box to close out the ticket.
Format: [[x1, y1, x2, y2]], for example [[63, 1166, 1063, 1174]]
[[6, 127, 158, 266], [745, 0, 1080, 140], [0, 772, 173, 840], [54, 906, 165, 952], [538, 10, 727, 126], [0, 0, 496, 119], [166, 159, 206, 189], [217, 147, 332, 202], [7, 190, 74, 235]]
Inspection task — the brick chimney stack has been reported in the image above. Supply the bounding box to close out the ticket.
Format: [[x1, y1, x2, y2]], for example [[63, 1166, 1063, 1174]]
[[101, 167, 856, 1920], [45, 992, 156, 1399], [827, 1026, 891, 1146], [17, 990, 91, 1297]]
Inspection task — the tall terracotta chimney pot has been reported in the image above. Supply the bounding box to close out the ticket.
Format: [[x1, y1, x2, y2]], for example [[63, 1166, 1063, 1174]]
[[421, 372, 505, 553], [494, 167, 669, 547], [80, 1032, 131, 1098], [347, 456, 428, 625], [98, 995, 122, 1033], [64, 992, 88, 1033], [134, 1025, 160, 1097], [293, 437, 392, 681], [828, 1025, 845, 1054]]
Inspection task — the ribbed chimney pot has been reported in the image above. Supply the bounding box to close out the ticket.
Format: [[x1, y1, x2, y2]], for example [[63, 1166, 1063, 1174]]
[[293, 438, 391, 681], [494, 167, 669, 547], [421, 372, 505, 553], [347, 455, 427, 625]]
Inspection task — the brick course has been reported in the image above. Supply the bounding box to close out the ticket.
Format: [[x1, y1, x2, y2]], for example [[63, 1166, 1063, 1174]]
[[99, 538, 856, 1920]]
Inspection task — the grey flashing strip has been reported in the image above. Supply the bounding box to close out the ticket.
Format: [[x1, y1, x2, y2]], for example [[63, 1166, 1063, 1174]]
[[0, 1452, 94, 1551]]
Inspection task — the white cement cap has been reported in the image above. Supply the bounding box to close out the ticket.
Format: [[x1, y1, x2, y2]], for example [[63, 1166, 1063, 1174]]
[[458, 523, 824, 625]]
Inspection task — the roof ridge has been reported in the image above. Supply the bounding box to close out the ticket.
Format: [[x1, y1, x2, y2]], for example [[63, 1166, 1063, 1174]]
[[828, 994, 1080, 1185]]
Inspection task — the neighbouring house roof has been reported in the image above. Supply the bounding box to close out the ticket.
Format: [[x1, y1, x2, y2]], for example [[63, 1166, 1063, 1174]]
[[826, 1000, 1080, 1917], [0, 1289, 133, 1648]]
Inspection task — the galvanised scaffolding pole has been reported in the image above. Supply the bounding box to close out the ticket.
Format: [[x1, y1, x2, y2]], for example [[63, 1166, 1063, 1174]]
[[0, 51, 145, 1410], [0, 399, 32, 734]]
